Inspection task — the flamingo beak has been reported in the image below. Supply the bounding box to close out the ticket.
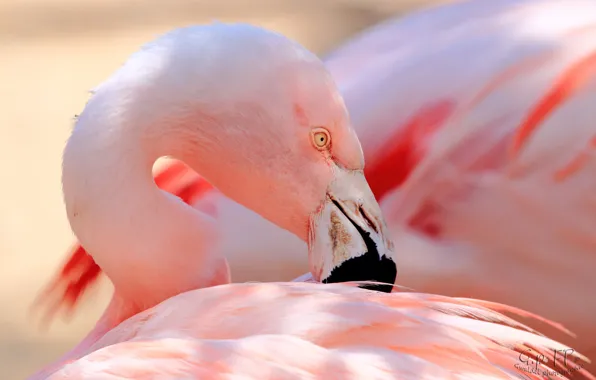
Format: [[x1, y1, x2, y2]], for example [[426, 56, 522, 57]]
[[308, 168, 396, 292]]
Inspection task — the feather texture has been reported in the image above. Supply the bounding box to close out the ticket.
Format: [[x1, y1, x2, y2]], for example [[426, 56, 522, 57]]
[[47, 283, 591, 379]]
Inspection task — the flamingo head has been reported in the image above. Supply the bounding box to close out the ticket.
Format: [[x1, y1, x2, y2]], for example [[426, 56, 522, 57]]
[[165, 24, 397, 290], [72, 23, 397, 292]]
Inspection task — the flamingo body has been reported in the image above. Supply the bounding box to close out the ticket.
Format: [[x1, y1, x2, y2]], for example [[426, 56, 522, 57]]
[[46, 283, 588, 380]]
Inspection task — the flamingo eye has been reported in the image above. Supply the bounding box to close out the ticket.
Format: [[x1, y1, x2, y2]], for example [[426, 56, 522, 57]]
[[312, 128, 331, 150]]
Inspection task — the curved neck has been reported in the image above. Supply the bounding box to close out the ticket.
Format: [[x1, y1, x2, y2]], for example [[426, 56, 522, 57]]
[[62, 89, 226, 310]]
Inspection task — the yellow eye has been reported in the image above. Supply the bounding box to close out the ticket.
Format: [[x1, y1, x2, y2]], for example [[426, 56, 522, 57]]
[[312, 128, 331, 150]]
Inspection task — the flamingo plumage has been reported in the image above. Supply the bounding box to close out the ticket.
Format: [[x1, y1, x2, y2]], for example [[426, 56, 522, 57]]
[[30, 19, 592, 380], [43, 0, 596, 354], [44, 282, 591, 380], [34, 0, 596, 376], [329, 0, 596, 361]]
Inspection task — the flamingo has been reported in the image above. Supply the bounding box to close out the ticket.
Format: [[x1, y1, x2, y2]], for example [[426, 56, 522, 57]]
[[37, 0, 596, 371], [30, 21, 593, 380], [325, 0, 596, 363], [30, 22, 396, 379]]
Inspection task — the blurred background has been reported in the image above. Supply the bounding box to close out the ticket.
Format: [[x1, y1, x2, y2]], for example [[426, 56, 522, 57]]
[[0, 0, 441, 378]]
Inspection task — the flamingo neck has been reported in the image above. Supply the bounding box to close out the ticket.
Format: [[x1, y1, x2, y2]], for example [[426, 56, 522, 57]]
[[61, 84, 230, 314]]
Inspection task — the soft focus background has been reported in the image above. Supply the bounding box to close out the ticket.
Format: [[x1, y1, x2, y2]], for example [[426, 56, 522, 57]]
[[0, 0, 440, 378]]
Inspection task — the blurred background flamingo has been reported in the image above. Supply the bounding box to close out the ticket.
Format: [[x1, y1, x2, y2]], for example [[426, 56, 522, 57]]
[[43, 0, 596, 371]]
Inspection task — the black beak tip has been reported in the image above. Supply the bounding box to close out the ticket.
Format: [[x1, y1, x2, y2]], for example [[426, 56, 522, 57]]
[[322, 252, 397, 293], [327, 197, 396, 293]]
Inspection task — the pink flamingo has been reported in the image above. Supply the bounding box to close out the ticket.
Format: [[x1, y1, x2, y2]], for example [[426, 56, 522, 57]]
[[31, 21, 591, 380], [327, 0, 596, 364], [31, 22, 395, 379], [42, 0, 596, 361]]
